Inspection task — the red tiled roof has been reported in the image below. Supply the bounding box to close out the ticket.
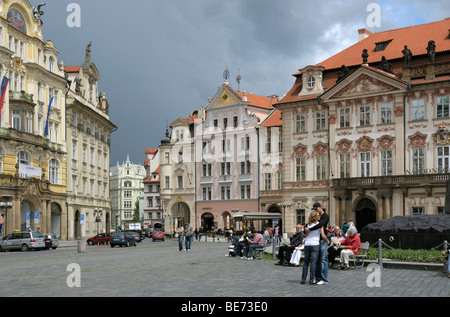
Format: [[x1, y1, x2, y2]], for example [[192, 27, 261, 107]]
[[315, 18, 450, 71], [260, 109, 282, 128], [145, 148, 158, 154], [64, 66, 80, 73], [277, 18, 450, 106]]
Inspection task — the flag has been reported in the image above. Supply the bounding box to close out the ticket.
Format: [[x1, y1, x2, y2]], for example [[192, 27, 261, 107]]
[[0, 76, 9, 124], [44, 96, 54, 137]]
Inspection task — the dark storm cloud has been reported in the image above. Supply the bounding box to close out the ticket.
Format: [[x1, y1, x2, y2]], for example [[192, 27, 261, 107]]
[[29, 0, 449, 165]]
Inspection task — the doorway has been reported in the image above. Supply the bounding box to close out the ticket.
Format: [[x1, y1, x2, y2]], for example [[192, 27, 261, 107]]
[[355, 198, 377, 232]]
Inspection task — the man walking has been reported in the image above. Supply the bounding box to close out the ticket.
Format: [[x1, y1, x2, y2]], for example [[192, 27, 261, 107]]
[[184, 222, 194, 251], [305, 202, 329, 285]]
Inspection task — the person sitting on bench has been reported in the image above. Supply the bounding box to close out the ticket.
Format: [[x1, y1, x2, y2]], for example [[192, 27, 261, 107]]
[[275, 224, 305, 266], [337, 226, 360, 270], [242, 229, 264, 261]]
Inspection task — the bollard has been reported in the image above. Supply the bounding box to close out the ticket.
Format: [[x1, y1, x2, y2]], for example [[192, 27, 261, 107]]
[[77, 240, 86, 253], [378, 239, 383, 269]]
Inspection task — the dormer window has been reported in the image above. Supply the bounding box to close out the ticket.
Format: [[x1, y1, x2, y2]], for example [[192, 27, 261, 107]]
[[307, 77, 315, 89], [375, 40, 392, 52]]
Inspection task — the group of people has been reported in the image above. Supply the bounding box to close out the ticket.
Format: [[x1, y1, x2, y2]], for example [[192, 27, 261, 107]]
[[175, 222, 194, 251], [226, 227, 265, 260], [273, 203, 361, 285]]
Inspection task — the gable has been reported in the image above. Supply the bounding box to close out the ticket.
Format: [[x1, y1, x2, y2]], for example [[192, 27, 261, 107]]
[[321, 66, 407, 102], [208, 86, 242, 110]]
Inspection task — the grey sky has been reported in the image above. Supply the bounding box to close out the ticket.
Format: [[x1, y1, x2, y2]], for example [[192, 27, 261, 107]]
[[30, 0, 449, 166]]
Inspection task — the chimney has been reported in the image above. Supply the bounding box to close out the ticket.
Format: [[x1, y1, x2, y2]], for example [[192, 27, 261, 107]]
[[358, 28, 373, 41]]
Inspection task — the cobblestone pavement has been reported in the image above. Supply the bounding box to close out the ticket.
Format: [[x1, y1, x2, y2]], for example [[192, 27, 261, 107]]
[[0, 239, 448, 299]]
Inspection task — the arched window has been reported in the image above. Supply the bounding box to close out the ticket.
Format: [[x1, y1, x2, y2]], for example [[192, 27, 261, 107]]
[[49, 159, 59, 184], [49, 56, 54, 72]]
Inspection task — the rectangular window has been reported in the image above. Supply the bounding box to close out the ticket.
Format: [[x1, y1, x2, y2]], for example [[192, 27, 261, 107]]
[[380, 102, 392, 124], [339, 153, 350, 178], [316, 111, 326, 131], [165, 176, 170, 189], [264, 173, 271, 190], [437, 96, 450, 118], [165, 152, 170, 164], [177, 176, 183, 189], [380, 150, 393, 176], [295, 114, 306, 133], [412, 207, 424, 215], [12, 109, 21, 130], [359, 105, 371, 126], [437, 146, 450, 173], [25, 111, 32, 133], [411, 99, 425, 121], [339, 108, 350, 128], [360, 152, 371, 177], [296, 157, 306, 181], [316, 155, 326, 180], [265, 136, 271, 153], [233, 116, 238, 128], [412, 147, 425, 174], [277, 171, 283, 190], [296, 209, 306, 226]]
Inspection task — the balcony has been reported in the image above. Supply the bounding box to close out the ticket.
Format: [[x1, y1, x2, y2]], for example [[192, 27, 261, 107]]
[[332, 173, 450, 189]]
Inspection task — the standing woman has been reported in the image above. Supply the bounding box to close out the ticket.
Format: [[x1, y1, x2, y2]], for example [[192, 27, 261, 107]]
[[301, 211, 322, 285], [176, 225, 184, 251]]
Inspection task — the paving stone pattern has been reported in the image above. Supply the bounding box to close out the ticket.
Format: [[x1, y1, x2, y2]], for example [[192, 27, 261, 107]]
[[0, 240, 448, 297]]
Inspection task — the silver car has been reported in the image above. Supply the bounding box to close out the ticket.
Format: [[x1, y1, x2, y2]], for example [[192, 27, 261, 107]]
[[0, 231, 46, 251]]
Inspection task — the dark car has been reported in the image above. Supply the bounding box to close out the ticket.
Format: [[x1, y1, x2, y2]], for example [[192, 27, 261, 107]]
[[110, 232, 137, 247], [87, 233, 111, 246], [152, 230, 164, 242], [44, 234, 59, 250], [126, 231, 141, 242]]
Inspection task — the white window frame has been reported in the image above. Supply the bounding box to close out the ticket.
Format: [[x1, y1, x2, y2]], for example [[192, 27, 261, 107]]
[[360, 152, 371, 177]]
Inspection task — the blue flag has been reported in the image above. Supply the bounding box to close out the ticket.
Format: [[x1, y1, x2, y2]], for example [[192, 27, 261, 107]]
[[44, 96, 54, 137]]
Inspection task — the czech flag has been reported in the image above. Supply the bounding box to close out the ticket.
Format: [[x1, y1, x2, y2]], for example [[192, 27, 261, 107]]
[[0, 76, 9, 123], [44, 96, 54, 137]]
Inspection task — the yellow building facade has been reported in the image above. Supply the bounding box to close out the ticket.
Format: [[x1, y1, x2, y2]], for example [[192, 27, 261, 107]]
[[0, 0, 67, 236]]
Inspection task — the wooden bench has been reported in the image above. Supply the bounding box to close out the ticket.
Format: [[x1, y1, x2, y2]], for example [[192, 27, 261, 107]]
[[349, 241, 369, 269]]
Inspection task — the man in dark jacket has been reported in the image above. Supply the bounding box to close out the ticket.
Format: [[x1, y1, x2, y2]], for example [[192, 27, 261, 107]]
[[275, 224, 305, 266]]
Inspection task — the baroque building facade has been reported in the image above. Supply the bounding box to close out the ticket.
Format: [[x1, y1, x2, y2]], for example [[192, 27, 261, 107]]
[[193, 81, 276, 231], [0, 0, 68, 236], [110, 155, 145, 230], [159, 113, 197, 233], [141, 147, 161, 229], [64, 44, 116, 239], [276, 18, 450, 234]]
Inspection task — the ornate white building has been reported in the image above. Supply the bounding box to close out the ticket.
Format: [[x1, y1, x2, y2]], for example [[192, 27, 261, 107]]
[[276, 18, 450, 234], [64, 43, 116, 239], [110, 155, 146, 230]]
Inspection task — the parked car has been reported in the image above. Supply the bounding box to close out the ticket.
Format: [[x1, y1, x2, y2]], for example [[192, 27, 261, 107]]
[[152, 230, 164, 242], [44, 234, 59, 250], [146, 228, 154, 238], [87, 233, 111, 245], [126, 231, 141, 242], [110, 232, 137, 247], [0, 231, 45, 251]]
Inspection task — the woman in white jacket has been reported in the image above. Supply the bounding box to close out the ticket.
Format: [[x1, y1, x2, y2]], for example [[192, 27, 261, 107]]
[[301, 211, 327, 284]]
